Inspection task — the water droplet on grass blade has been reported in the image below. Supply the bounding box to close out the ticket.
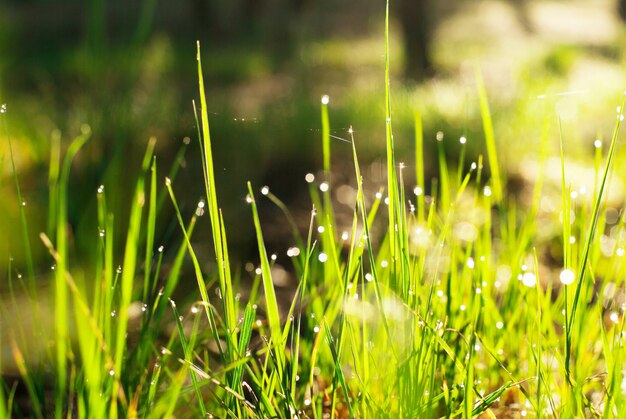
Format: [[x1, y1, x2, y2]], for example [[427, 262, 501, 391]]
[[594, 139, 602, 148], [321, 95, 329, 105], [261, 185, 269, 195], [559, 269, 575, 285], [305, 173, 315, 183], [460, 136, 467, 144], [522, 272, 536, 287], [0, 104, 6, 113], [319, 182, 329, 192], [318, 252, 328, 263]]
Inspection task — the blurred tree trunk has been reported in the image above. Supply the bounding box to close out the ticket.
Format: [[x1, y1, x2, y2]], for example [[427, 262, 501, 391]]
[[397, 0, 433, 82], [619, 0, 626, 21]]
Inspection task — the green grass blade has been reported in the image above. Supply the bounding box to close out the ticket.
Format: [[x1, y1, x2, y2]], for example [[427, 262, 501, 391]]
[[247, 182, 284, 378], [475, 68, 502, 203], [55, 125, 91, 415], [143, 156, 157, 303]]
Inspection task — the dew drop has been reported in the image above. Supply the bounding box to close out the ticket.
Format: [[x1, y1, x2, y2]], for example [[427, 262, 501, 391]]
[[287, 246, 300, 257], [305, 173, 315, 183], [0, 104, 6, 113], [414, 186, 423, 196], [165, 177, 171, 186], [594, 139, 602, 148], [459, 136, 467, 144], [261, 186, 270, 195], [321, 95, 330, 105], [245, 195, 253, 204], [319, 182, 329, 192], [559, 269, 575, 285], [109, 369, 115, 377], [522, 272, 536, 287], [97, 185, 105, 194], [318, 252, 328, 263], [158, 245, 164, 253]]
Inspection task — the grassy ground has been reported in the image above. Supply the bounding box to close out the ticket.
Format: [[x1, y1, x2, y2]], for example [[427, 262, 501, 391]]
[[4, 0, 626, 417]]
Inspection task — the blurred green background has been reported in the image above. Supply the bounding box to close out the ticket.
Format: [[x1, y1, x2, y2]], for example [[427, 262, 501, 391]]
[[2, 0, 626, 274]]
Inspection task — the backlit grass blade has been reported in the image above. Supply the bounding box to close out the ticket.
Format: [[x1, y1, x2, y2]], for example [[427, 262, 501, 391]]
[[169, 299, 206, 416], [324, 322, 353, 418], [196, 41, 238, 368], [2, 110, 36, 294], [414, 111, 425, 223], [113, 137, 155, 385], [247, 182, 284, 378], [10, 337, 43, 419], [476, 68, 502, 203], [54, 125, 91, 415], [165, 179, 224, 361], [143, 156, 157, 303], [384, 0, 400, 274], [566, 96, 625, 380]]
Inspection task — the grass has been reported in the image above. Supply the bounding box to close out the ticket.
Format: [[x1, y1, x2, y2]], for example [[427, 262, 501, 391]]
[[3, 2, 626, 417]]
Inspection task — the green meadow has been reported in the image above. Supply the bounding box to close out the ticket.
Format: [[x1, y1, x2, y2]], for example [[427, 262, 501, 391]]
[[3, 1, 626, 417]]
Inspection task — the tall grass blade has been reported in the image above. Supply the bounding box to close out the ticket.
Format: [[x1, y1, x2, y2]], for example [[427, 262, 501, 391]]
[[54, 125, 91, 415], [476, 68, 503, 202], [247, 182, 284, 378]]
